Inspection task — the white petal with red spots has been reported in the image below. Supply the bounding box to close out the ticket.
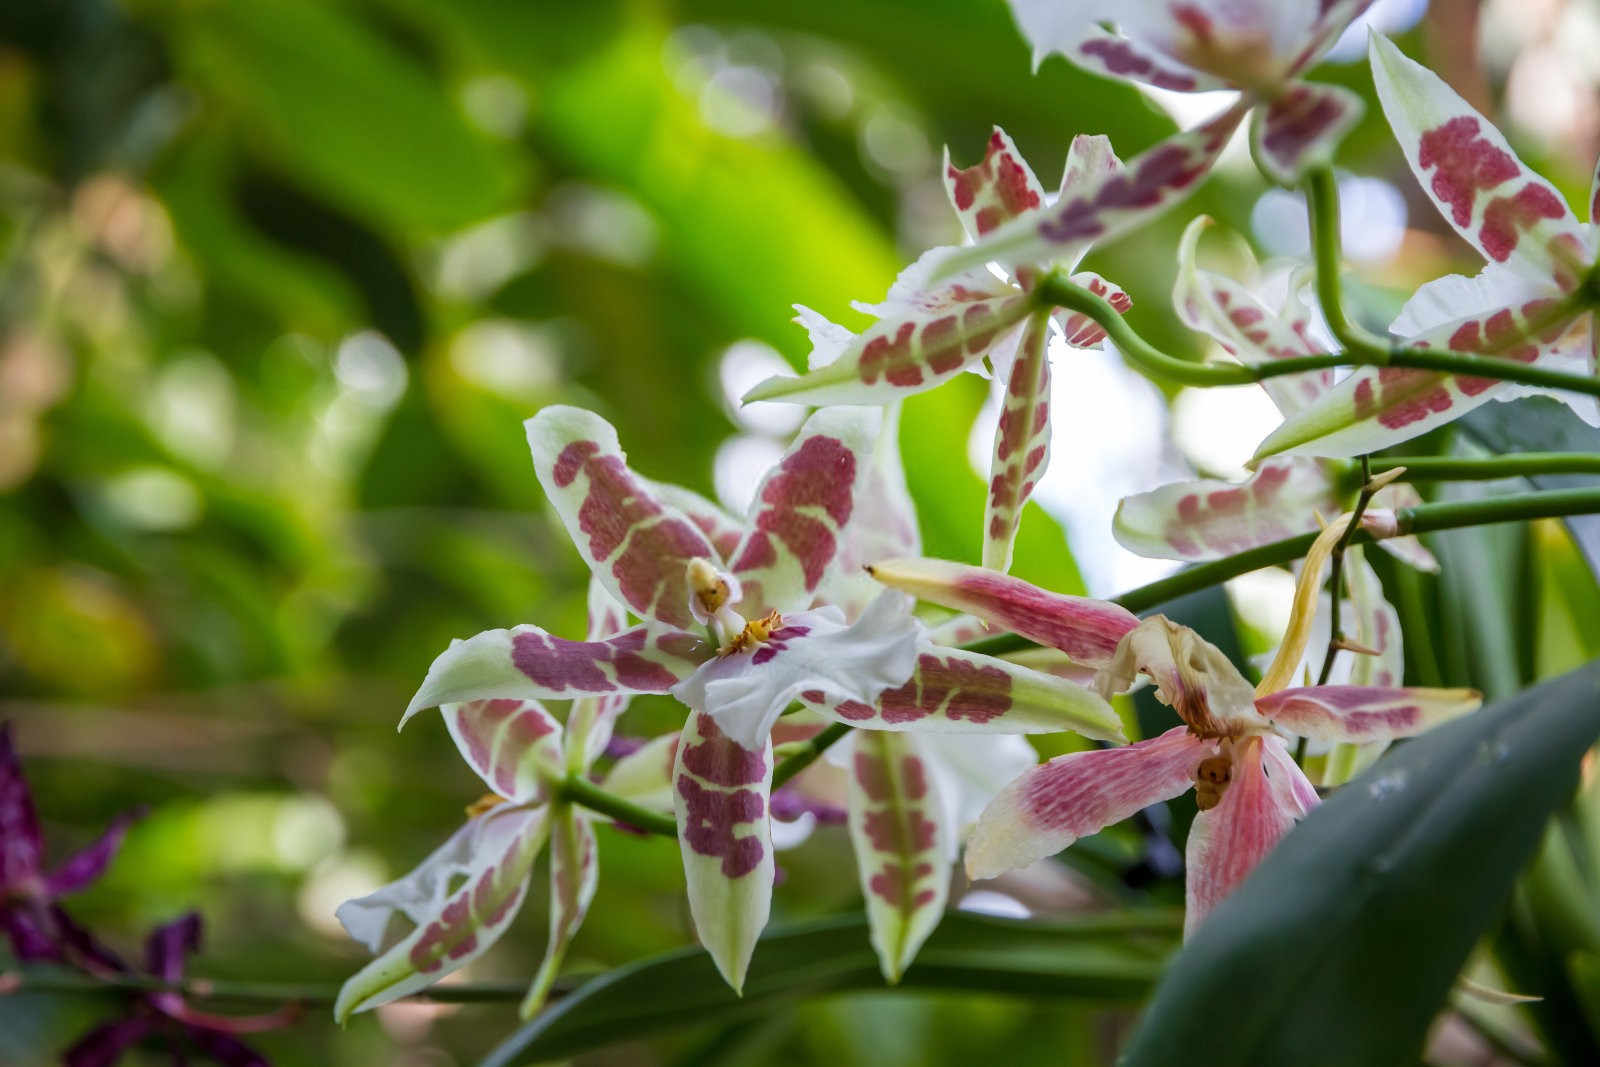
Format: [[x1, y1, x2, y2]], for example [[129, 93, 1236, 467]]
[[442, 699, 565, 805]]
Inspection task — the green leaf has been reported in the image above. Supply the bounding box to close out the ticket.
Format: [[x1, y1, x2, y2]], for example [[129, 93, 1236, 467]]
[[480, 910, 1180, 1065], [1121, 660, 1600, 1067]]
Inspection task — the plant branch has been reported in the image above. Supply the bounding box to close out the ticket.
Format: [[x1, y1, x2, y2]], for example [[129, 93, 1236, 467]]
[[558, 775, 677, 837], [1370, 454, 1600, 481], [772, 722, 851, 790], [0, 967, 535, 1006]]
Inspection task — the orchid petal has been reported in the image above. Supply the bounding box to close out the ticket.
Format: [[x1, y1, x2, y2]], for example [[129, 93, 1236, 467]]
[[923, 612, 1000, 647], [335, 803, 550, 1019], [1065, 24, 1226, 91], [944, 128, 1046, 243], [43, 806, 140, 898], [1369, 32, 1591, 284], [869, 557, 1139, 667], [145, 911, 201, 983], [649, 480, 746, 565], [1114, 458, 1340, 562], [0, 723, 43, 886], [1171, 217, 1332, 416], [1590, 151, 1600, 224], [1099, 616, 1260, 734], [819, 404, 923, 617], [442, 699, 565, 804], [599, 733, 679, 813], [63, 1017, 160, 1067], [801, 644, 1125, 741], [1184, 736, 1302, 936], [966, 726, 1213, 880], [729, 406, 878, 614], [849, 731, 951, 982], [521, 804, 598, 1019], [984, 311, 1052, 572], [672, 710, 774, 993], [743, 257, 1030, 407], [404, 624, 711, 723], [1250, 82, 1363, 185], [1254, 683, 1480, 744], [1366, 484, 1439, 572], [1059, 134, 1124, 196], [674, 596, 921, 750], [564, 581, 636, 775], [931, 103, 1247, 283], [526, 405, 720, 630], [1251, 297, 1586, 459], [1293, 0, 1379, 73], [1342, 548, 1406, 688], [917, 732, 1040, 851], [1054, 271, 1132, 348]]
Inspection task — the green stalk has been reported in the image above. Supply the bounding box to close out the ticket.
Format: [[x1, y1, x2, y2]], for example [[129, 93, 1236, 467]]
[[1372, 454, 1600, 481]]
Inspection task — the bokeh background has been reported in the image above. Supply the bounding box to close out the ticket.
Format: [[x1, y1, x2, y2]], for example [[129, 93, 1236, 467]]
[[5, 0, 1600, 1063]]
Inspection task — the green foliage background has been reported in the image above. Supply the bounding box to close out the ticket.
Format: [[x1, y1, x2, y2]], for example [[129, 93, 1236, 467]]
[[4, 1, 1600, 1064]]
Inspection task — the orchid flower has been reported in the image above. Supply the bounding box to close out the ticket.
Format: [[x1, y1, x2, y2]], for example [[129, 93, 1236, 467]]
[[744, 130, 1136, 571], [335, 594, 673, 1021], [1115, 216, 1438, 573], [1254, 32, 1600, 461], [1, 722, 138, 973], [64, 913, 292, 1067], [395, 404, 1122, 992], [869, 556, 1481, 933], [1007, 0, 1373, 183]]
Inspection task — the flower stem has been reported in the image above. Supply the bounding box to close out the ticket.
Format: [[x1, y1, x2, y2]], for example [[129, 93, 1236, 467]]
[[1314, 455, 1375, 688], [1370, 453, 1600, 481], [558, 775, 677, 837], [0, 967, 534, 1005], [772, 722, 851, 790]]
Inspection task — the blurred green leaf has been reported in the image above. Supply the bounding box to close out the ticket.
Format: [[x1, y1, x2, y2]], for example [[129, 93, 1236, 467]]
[[1121, 660, 1600, 1067], [483, 910, 1180, 1066]]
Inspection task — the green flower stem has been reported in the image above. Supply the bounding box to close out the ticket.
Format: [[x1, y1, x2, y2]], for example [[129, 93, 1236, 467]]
[[966, 485, 1600, 657], [772, 722, 851, 790], [0, 967, 533, 1005], [1371, 454, 1600, 481], [558, 775, 677, 837]]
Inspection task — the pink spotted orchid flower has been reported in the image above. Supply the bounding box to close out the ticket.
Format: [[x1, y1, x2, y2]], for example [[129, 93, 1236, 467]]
[[1254, 33, 1600, 461], [389, 404, 1122, 993], [744, 130, 1138, 571], [868, 557, 1481, 933], [1, 722, 139, 973], [1007, 0, 1373, 183], [335, 627, 669, 1021]]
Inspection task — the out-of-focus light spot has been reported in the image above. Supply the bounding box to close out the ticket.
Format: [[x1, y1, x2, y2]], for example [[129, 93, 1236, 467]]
[[1325, 0, 1429, 63], [861, 106, 932, 177], [547, 184, 658, 268], [1507, 45, 1591, 144], [433, 213, 544, 301], [335, 331, 408, 409], [71, 174, 174, 274], [273, 794, 345, 869], [714, 433, 785, 515], [958, 889, 1031, 919], [450, 319, 561, 399], [701, 65, 782, 137], [149, 352, 235, 468], [0, 417, 39, 490], [796, 59, 855, 120], [297, 849, 385, 938], [665, 24, 724, 93], [1251, 175, 1406, 263], [459, 74, 528, 139], [1171, 383, 1284, 479], [0, 330, 69, 413], [379, 999, 461, 1044], [970, 336, 1188, 596], [101, 466, 203, 531], [717, 341, 807, 436]]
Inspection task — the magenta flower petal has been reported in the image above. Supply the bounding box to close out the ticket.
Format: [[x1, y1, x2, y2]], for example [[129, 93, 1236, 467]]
[[46, 808, 143, 897]]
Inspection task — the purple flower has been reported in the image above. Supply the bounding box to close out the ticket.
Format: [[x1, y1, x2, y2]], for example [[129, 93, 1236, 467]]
[[1, 723, 137, 971], [63, 913, 294, 1067]]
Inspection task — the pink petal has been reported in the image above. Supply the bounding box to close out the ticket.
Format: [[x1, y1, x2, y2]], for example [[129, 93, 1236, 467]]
[[868, 557, 1138, 666], [1068, 24, 1225, 91], [1184, 736, 1301, 937], [1053, 271, 1131, 347], [1253, 684, 1481, 744], [1113, 458, 1340, 562], [526, 406, 720, 630], [965, 726, 1213, 880], [442, 700, 565, 804], [1250, 82, 1364, 185], [0, 723, 44, 885], [983, 312, 1053, 572], [944, 127, 1047, 242], [44, 808, 142, 898], [800, 644, 1124, 742], [730, 407, 877, 615]]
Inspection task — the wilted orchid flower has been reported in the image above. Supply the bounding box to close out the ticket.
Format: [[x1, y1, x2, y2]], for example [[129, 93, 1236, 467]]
[[869, 557, 1480, 933], [744, 130, 1134, 571], [64, 913, 291, 1067], [1115, 215, 1437, 574], [1254, 33, 1600, 461], [1, 722, 138, 972], [1007, 0, 1372, 182], [336, 597, 674, 1022], [398, 404, 1122, 991]]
